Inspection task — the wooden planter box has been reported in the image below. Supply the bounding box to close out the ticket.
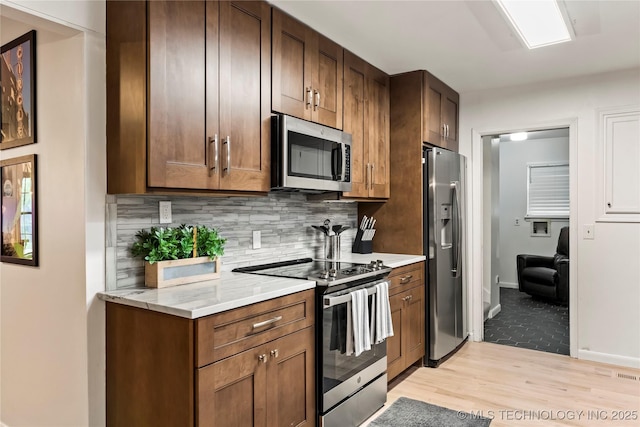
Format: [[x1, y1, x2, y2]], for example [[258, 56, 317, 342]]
[[144, 256, 221, 288]]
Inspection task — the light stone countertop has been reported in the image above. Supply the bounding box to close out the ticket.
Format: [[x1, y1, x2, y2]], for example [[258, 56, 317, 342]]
[[337, 252, 425, 269], [98, 253, 424, 319], [98, 271, 316, 319]]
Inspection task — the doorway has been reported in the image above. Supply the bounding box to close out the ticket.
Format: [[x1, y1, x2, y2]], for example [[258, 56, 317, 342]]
[[481, 128, 570, 355]]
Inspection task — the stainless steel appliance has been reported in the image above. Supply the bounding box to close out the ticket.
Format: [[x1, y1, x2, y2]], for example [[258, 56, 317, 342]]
[[233, 258, 391, 426], [423, 147, 468, 367], [271, 114, 352, 193]]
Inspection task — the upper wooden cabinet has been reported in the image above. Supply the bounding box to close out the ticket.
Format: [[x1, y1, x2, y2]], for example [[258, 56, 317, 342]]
[[342, 51, 390, 199], [423, 71, 459, 152], [272, 7, 343, 130], [107, 0, 271, 194]]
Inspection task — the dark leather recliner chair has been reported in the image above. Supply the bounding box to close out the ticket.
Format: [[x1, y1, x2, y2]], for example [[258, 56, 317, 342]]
[[516, 226, 569, 305]]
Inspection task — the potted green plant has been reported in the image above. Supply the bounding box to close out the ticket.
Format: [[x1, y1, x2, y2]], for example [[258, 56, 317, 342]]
[[131, 224, 226, 288]]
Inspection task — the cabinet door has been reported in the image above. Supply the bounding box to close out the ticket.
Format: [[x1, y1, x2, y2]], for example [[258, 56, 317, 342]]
[[218, 1, 271, 191], [442, 89, 459, 152], [387, 283, 425, 382], [197, 345, 267, 427], [367, 66, 390, 198], [272, 8, 313, 121], [423, 74, 444, 148], [147, 0, 214, 189], [342, 52, 389, 199], [266, 327, 316, 427], [403, 285, 425, 366], [386, 291, 405, 381], [342, 51, 368, 198], [312, 35, 343, 129]]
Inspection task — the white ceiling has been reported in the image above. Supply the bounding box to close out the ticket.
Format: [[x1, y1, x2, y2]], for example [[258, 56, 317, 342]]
[[270, 0, 640, 93]]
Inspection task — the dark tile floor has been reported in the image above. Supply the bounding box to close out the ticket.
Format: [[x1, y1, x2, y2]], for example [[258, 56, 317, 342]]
[[484, 287, 569, 355]]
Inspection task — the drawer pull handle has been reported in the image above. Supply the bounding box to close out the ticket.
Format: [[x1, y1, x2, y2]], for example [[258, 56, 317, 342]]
[[402, 295, 413, 302], [400, 275, 413, 284], [270, 349, 279, 358], [258, 354, 267, 364], [252, 315, 283, 330]]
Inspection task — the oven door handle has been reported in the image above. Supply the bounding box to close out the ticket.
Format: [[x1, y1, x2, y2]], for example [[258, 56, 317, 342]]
[[324, 285, 378, 308]]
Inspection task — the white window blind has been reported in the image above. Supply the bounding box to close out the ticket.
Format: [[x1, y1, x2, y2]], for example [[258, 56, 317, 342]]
[[526, 163, 569, 218]]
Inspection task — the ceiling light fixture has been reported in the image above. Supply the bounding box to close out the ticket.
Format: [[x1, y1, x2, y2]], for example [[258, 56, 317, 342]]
[[510, 132, 528, 141], [495, 0, 572, 49]]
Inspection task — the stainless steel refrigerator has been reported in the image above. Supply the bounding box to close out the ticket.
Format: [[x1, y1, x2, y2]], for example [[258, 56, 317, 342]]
[[423, 147, 468, 367]]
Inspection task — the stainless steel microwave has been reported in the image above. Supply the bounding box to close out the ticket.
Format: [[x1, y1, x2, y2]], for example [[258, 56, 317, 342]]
[[271, 114, 352, 193]]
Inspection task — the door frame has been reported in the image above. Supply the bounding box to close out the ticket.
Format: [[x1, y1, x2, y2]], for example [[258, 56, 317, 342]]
[[468, 118, 578, 358]]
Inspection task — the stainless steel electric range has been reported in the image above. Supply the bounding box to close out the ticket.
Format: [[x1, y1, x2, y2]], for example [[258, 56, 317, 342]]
[[234, 258, 392, 427]]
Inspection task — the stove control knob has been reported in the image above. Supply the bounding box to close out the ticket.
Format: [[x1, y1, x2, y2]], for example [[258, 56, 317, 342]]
[[369, 261, 378, 270], [319, 270, 329, 280], [377, 260, 384, 269], [328, 268, 338, 278]]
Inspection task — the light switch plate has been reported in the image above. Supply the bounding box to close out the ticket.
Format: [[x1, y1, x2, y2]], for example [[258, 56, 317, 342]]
[[583, 224, 594, 240]]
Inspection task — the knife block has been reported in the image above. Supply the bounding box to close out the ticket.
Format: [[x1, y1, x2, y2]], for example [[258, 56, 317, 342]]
[[352, 229, 373, 254]]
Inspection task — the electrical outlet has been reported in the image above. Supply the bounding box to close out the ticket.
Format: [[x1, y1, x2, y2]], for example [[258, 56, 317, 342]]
[[514, 218, 520, 226], [252, 230, 261, 249], [159, 201, 172, 224]]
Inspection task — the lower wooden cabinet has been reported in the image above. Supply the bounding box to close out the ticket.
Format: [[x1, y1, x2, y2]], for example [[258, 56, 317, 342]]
[[197, 326, 315, 427], [106, 289, 315, 427], [386, 262, 425, 381]]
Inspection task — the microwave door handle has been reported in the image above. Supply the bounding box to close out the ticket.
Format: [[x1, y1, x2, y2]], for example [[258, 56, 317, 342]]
[[341, 143, 347, 182], [332, 144, 343, 181], [333, 143, 345, 181]]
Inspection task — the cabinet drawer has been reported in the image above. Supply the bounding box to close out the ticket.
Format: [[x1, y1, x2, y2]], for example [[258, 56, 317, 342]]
[[196, 289, 315, 367], [388, 262, 424, 296]]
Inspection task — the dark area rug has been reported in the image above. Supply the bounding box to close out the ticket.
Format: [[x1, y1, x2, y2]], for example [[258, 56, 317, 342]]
[[369, 397, 491, 427], [484, 288, 569, 355]]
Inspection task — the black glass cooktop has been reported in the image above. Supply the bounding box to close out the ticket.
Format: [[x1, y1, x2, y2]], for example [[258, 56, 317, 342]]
[[233, 258, 390, 286]]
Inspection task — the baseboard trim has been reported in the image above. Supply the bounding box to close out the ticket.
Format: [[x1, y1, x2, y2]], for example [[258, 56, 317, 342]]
[[498, 282, 519, 289], [488, 304, 501, 319], [578, 349, 640, 369]]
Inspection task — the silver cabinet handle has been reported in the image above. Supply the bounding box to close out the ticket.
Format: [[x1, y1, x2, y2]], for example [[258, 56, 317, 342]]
[[306, 87, 312, 109], [370, 163, 374, 187], [270, 349, 279, 358], [402, 295, 413, 302], [446, 124, 450, 139], [223, 136, 231, 176], [366, 163, 370, 190], [258, 354, 267, 364], [208, 134, 218, 175], [442, 123, 446, 137], [252, 315, 283, 330], [400, 275, 413, 284], [314, 90, 320, 111]]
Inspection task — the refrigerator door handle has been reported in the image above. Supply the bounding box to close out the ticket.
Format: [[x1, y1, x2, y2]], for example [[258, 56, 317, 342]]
[[450, 181, 461, 278]]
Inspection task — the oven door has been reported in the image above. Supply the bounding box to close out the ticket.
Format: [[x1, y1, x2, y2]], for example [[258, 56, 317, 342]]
[[321, 283, 387, 413]]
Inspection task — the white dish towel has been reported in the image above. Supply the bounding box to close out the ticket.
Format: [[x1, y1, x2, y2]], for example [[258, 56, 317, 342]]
[[374, 281, 394, 343], [350, 288, 371, 356]]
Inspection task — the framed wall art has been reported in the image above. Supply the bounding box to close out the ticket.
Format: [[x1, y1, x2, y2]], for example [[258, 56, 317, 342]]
[[1, 154, 38, 266], [1, 30, 37, 150]]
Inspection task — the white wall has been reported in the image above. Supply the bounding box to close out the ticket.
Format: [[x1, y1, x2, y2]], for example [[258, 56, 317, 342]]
[[482, 136, 501, 317], [0, 1, 106, 426], [461, 67, 640, 368], [498, 136, 569, 286]]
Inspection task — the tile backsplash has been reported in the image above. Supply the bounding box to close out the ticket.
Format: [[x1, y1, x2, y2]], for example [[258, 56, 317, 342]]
[[106, 193, 358, 290]]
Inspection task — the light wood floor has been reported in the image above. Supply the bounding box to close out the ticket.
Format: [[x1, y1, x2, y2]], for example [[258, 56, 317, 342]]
[[364, 342, 640, 426]]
